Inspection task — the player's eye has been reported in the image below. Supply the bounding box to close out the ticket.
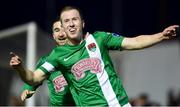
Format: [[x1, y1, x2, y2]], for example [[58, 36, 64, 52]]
[[54, 28, 60, 32]]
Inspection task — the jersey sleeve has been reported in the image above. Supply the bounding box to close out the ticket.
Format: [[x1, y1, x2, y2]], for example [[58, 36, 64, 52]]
[[38, 49, 59, 74], [94, 31, 124, 50], [22, 83, 38, 91]]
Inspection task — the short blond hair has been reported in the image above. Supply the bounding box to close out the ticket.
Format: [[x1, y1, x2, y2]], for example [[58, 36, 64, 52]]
[[60, 6, 84, 21]]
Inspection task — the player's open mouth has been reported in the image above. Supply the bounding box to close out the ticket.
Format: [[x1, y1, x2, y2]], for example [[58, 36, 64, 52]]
[[58, 38, 66, 41], [69, 28, 76, 33], [58, 39, 66, 44]]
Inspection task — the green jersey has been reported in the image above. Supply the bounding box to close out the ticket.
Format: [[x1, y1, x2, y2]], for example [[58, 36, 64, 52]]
[[23, 56, 75, 106], [39, 31, 130, 106]]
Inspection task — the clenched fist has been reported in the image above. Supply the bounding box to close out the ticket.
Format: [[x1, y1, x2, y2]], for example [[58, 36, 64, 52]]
[[9, 52, 22, 68]]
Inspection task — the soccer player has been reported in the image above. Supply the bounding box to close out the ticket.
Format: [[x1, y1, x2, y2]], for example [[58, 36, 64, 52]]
[[10, 6, 179, 107], [19, 20, 75, 106]]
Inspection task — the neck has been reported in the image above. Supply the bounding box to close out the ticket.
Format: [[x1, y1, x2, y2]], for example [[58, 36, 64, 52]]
[[67, 34, 85, 45]]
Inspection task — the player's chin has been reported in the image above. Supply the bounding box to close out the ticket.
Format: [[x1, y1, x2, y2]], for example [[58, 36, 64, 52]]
[[58, 41, 66, 46], [69, 32, 79, 38]]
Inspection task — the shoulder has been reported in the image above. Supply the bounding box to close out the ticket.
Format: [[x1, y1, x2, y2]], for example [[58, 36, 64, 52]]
[[48, 46, 62, 56], [46, 46, 66, 61], [36, 55, 48, 68], [91, 31, 108, 40], [39, 55, 48, 61], [93, 31, 107, 36], [93, 31, 123, 37]]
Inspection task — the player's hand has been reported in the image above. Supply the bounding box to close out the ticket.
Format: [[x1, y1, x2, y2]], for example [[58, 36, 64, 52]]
[[9, 52, 22, 68], [21, 90, 35, 101], [162, 25, 179, 39]]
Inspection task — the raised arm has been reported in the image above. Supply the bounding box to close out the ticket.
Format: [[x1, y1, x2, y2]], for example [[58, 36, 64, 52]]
[[121, 25, 179, 50], [9, 52, 46, 85]]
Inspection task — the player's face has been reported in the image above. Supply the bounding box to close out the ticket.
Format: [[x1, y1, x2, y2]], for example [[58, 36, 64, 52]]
[[52, 21, 67, 45], [60, 9, 84, 44]]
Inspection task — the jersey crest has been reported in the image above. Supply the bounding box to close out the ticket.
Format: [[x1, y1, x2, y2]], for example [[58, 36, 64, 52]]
[[88, 43, 96, 52], [71, 58, 102, 80], [112, 33, 120, 37]]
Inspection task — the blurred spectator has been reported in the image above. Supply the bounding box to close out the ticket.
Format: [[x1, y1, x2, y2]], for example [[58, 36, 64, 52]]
[[167, 88, 180, 105], [129, 98, 136, 106], [133, 93, 161, 106], [178, 89, 180, 105], [135, 93, 151, 106], [8, 74, 25, 106]]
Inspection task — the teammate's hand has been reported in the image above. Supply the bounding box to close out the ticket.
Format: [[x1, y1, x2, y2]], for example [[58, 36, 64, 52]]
[[9, 52, 22, 68], [162, 25, 179, 39], [21, 90, 35, 101]]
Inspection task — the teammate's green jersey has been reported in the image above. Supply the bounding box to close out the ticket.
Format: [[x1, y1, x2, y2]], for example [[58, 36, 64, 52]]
[[39, 31, 130, 106], [23, 56, 75, 106]]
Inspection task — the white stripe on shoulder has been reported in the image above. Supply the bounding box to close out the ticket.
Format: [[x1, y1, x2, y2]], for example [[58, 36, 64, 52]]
[[85, 34, 121, 107], [41, 62, 55, 72]]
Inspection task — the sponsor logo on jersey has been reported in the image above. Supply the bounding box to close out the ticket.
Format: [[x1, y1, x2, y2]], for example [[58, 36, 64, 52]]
[[88, 43, 96, 52], [53, 75, 68, 93], [71, 58, 102, 80], [112, 33, 120, 37], [106, 32, 120, 37]]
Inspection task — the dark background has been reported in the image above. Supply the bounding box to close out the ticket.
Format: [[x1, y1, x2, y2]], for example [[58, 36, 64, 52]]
[[0, 0, 180, 106], [0, 0, 179, 36]]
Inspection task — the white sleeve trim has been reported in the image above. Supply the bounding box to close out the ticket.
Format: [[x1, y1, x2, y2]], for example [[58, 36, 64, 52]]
[[41, 62, 55, 72]]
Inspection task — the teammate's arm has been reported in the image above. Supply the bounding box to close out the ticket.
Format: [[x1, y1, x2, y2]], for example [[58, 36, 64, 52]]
[[121, 25, 179, 50], [9, 52, 47, 85], [21, 81, 43, 101]]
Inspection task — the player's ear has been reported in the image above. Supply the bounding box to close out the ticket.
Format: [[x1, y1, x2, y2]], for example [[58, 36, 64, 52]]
[[52, 34, 56, 39], [82, 20, 85, 28]]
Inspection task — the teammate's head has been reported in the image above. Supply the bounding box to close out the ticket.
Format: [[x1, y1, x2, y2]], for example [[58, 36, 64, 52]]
[[52, 20, 67, 46], [60, 6, 85, 45]]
